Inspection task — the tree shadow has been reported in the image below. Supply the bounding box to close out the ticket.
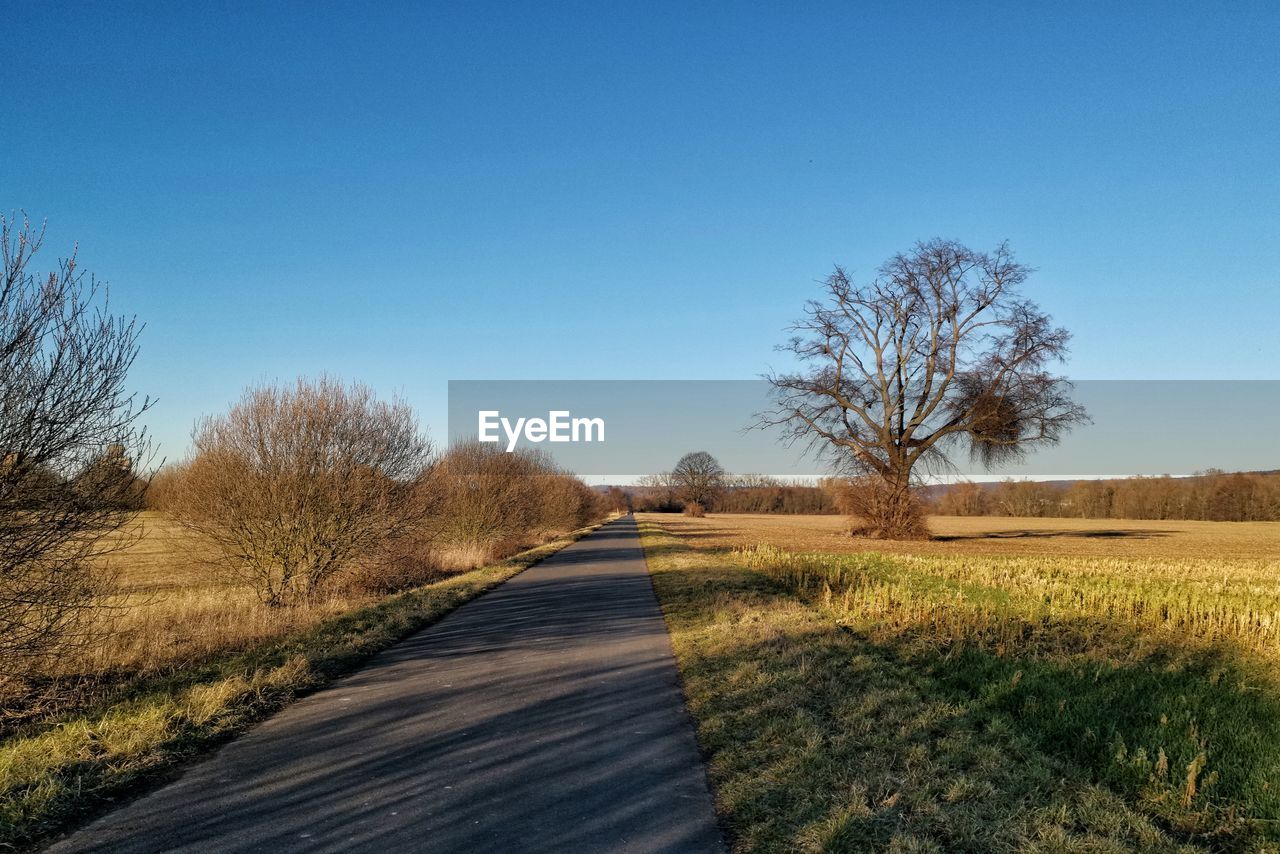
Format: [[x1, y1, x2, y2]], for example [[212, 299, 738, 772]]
[[933, 528, 1176, 542]]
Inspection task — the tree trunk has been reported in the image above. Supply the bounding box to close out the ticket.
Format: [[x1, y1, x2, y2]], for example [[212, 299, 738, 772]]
[[834, 471, 929, 539]]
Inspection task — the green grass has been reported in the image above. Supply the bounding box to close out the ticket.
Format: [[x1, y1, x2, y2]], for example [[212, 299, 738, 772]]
[[639, 520, 1280, 853], [0, 522, 605, 851]]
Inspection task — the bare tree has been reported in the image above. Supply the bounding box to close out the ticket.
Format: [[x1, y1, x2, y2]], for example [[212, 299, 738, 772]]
[[169, 378, 431, 605], [0, 215, 151, 686], [601, 486, 631, 514], [636, 472, 680, 511], [671, 451, 726, 510], [931, 480, 990, 516], [763, 240, 1086, 538]]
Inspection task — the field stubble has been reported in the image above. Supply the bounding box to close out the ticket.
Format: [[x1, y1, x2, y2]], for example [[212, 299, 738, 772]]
[[639, 512, 1280, 851]]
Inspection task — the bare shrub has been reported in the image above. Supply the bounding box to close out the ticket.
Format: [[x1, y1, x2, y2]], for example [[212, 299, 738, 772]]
[[0, 215, 151, 690], [341, 534, 445, 595], [168, 378, 431, 605], [142, 463, 188, 511], [824, 476, 927, 539], [601, 486, 632, 514], [421, 443, 542, 565], [683, 501, 706, 518], [422, 442, 601, 567], [536, 472, 601, 535], [931, 480, 991, 516]]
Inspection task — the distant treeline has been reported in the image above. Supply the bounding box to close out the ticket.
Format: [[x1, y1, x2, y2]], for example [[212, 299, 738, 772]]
[[619, 470, 1280, 522], [626, 475, 838, 514], [929, 471, 1280, 522]]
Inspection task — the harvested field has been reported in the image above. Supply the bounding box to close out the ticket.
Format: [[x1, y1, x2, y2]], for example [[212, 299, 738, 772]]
[[642, 512, 1280, 560], [639, 512, 1280, 850]]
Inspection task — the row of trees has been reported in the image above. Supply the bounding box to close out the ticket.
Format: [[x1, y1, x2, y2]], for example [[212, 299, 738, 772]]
[[632, 447, 1279, 523], [1, 216, 605, 691], [148, 381, 604, 606], [718, 474, 838, 514], [632, 462, 1280, 523], [630, 453, 837, 514], [932, 472, 1280, 522], [631, 474, 836, 514]]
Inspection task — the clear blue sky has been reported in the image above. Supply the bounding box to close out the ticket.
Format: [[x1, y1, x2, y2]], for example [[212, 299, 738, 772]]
[[4, 2, 1278, 461]]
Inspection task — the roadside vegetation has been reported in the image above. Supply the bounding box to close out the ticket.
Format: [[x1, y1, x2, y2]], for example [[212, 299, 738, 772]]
[[1, 215, 152, 702], [0, 522, 607, 849], [0, 216, 611, 848], [0, 429, 606, 848], [640, 514, 1280, 851], [3, 384, 605, 719]]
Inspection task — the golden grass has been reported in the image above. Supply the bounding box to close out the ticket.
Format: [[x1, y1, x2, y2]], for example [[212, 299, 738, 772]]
[[641, 512, 1280, 560], [431, 542, 499, 571], [639, 513, 1280, 848], [640, 522, 1205, 851], [61, 513, 375, 681], [61, 513, 579, 682], [23, 512, 588, 714]]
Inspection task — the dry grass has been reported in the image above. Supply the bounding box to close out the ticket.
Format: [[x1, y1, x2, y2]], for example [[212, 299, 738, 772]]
[[3, 510, 604, 732], [639, 514, 1280, 850], [431, 542, 504, 571], [56, 513, 570, 683], [642, 512, 1280, 560], [56, 513, 376, 684]]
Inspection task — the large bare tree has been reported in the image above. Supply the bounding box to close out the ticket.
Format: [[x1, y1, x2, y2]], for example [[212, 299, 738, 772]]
[[170, 378, 432, 605], [0, 215, 151, 686], [764, 240, 1086, 538]]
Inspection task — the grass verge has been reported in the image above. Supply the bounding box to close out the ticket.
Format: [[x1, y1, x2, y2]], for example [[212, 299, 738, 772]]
[[0, 520, 607, 851], [638, 519, 1280, 853]]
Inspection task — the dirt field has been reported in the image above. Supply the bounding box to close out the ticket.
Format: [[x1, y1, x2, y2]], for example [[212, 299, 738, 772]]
[[639, 512, 1280, 560]]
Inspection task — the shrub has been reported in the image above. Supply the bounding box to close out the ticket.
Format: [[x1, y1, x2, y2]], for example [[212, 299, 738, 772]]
[[823, 476, 927, 539], [143, 463, 188, 511], [168, 377, 432, 605], [682, 501, 706, 517], [341, 535, 446, 595], [422, 442, 602, 566]]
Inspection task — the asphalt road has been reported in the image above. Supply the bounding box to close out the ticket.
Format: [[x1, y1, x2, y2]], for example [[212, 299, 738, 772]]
[[49, 515, 724, 854]]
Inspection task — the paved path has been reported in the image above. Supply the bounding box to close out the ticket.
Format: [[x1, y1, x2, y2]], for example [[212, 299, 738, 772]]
[[50, 515, 724, 854]]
